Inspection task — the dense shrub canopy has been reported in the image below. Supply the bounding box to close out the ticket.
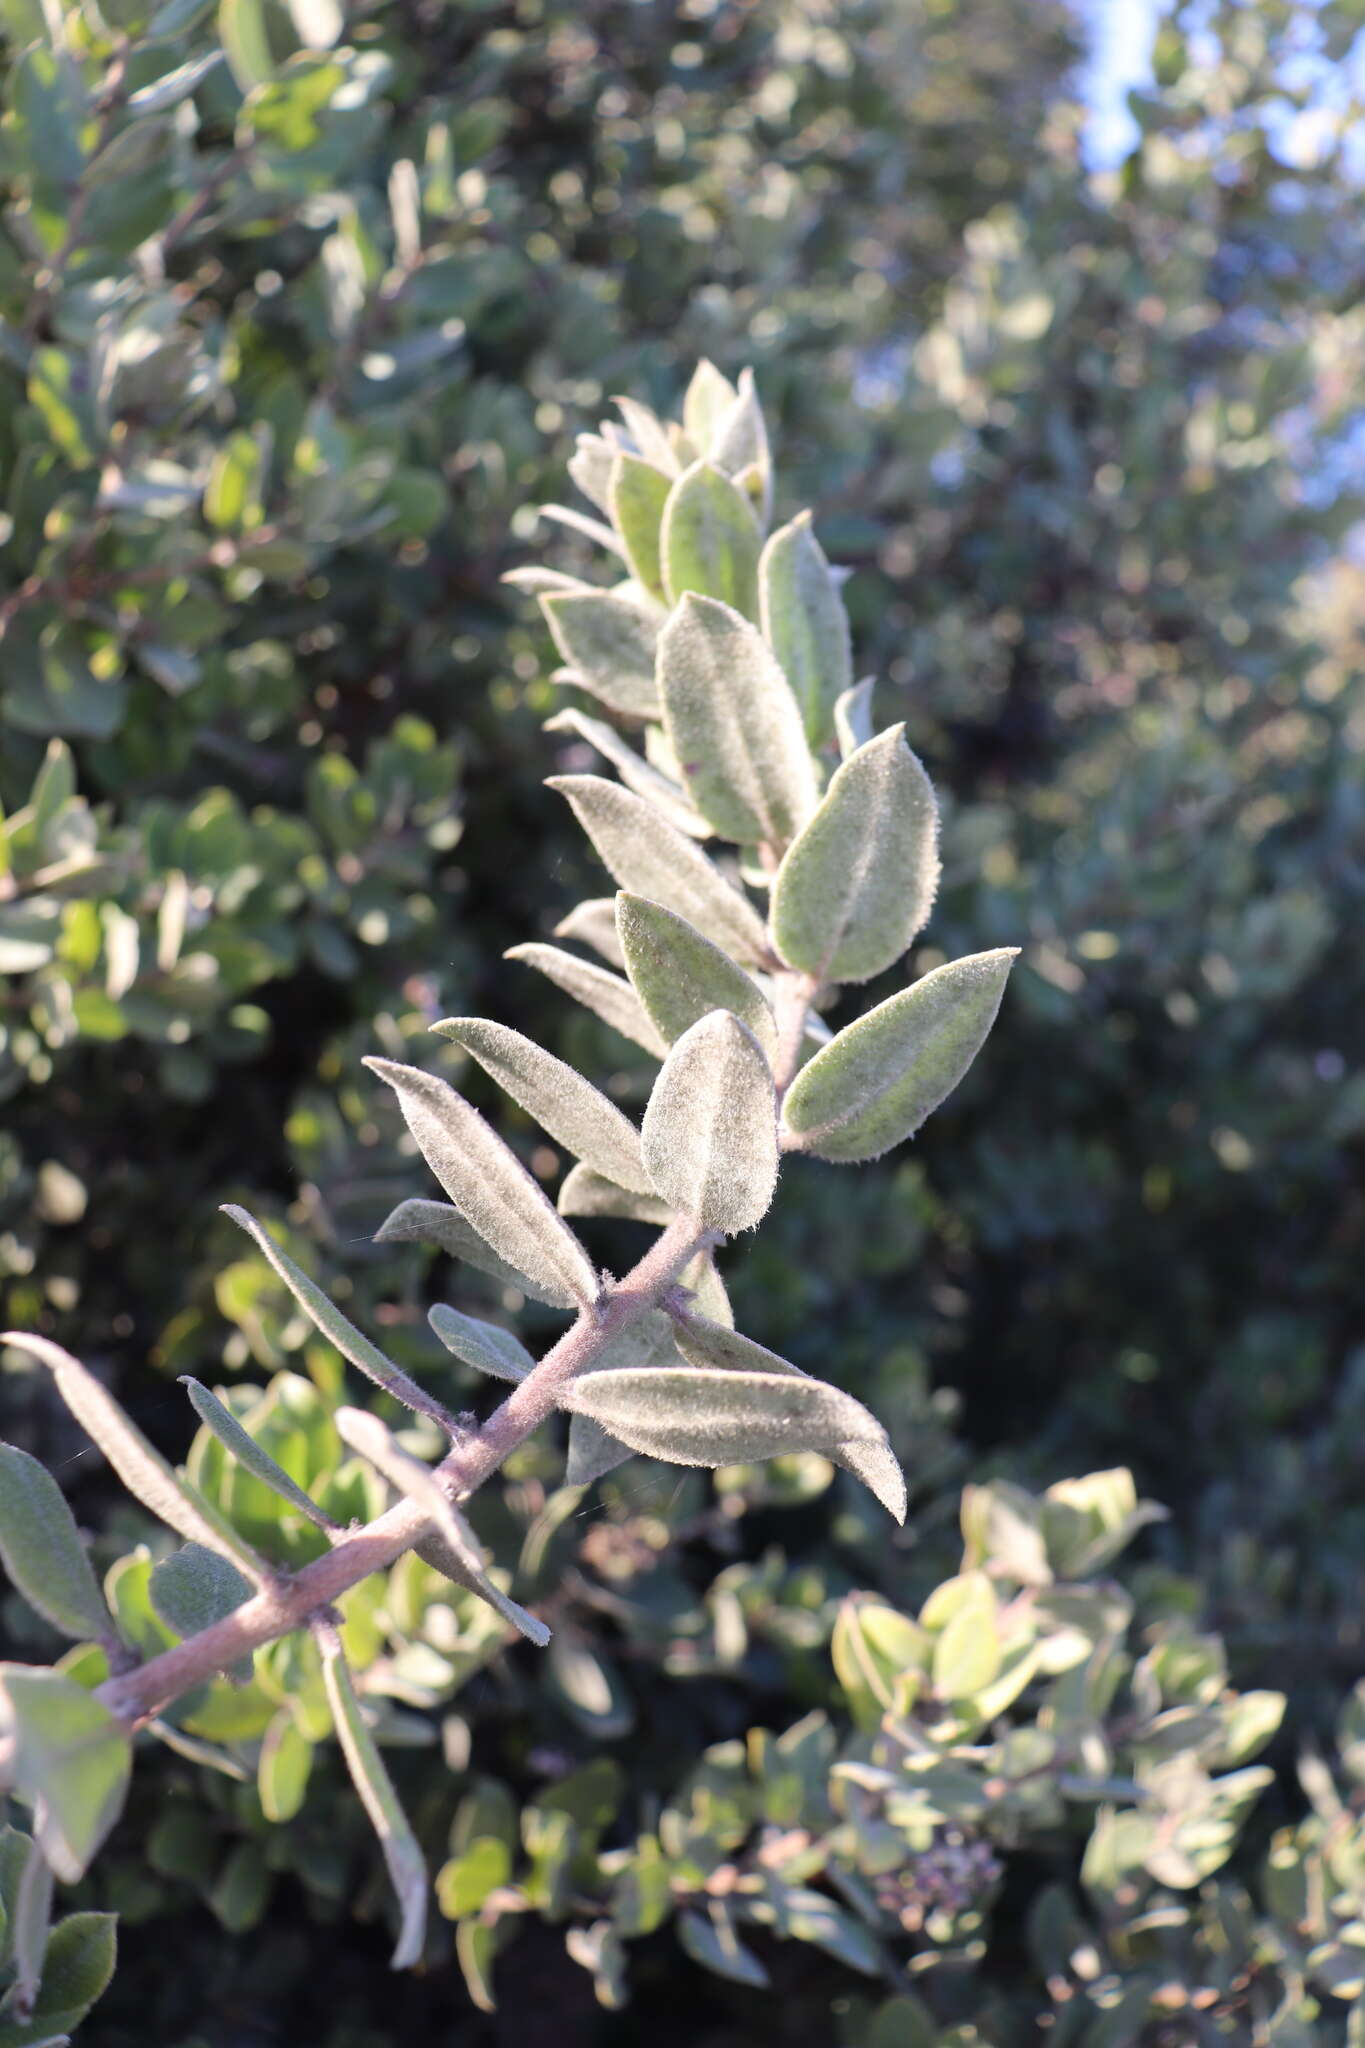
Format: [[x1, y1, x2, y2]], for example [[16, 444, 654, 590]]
[[0, 0, 1362, 2042]]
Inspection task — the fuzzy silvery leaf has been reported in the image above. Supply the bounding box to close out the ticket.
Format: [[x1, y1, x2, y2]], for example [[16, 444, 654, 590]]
[[660, 462, 762, 618], [682, 360, 738, 449], [613, 396, 681, 475], [608, 453, 669, 601], [758, 511, 852, 747], [541, 591, 662, 721], [567, 434, 617, 512], [148, 1544, 253, 1640], [545, 708, 710, 838], [538, 503, 624, 558], [834, 678, 876, 758], [708, 370, 773, 528], [432, 1017, 652, 1196], [316, 1629, 428, 1970], [552, 898, 626, 968], [223, 1207, 457, 1436], [616, 893, 777, 1058], [504, 942, 666, 1058], [781, 949, 1018, 1162], [364, 1060, 599, 1309], [770, 726, 940, 985], [0, 1666, 131, 1884], [641, 1011, 778, 1234], [564, 1415, 632, 1489], [547, 775, 771, 969], [374, 1198, 576, 1311], [670, 1315, 905, 1521], [565, 1364, 886, 1470], [557, 1164, 673, 1225], [4, 1334, 265, 1582], [579, 1309, 686, 1377], [427, 1305, 533, 1384], [179, 1377, 339, 1532], [501, 566, 590, 597], [0, 1443, 109, 1642], [657, 594, 818, 850], [412, 1532, 550, 1648]]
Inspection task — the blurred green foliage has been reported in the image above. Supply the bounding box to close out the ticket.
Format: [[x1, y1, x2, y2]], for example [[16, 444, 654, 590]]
[[1, 0, 1362, 2040]]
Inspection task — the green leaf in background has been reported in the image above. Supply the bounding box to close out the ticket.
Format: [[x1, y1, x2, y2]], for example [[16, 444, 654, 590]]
[[608, 453, 670, 601], [218, 0, 275, 92], [641, 1011, 777, 1234], [770, 726, 940, 985], [0, 1667, 131, 1883], [436, 1836, 511, 1920], [0, 1444, 109, 1643], [374, 1199, 576, 1311], [147, 1544, 253, 1640], [547, 775, 771, 969], [832, 1594, 928, 1729], [656, 594, 817, 848], [431, 1017, 652, 1195], [758, 511, 853, 748], [0, 1824, 53, 2025], [365, 1061, 599, 1309], [563, 1414, 632, 1489], [316, 1628, 427, 1970], [427, 1304, 534, 1383], [677, 1904, 769, 1987], [179, 1377, 339, 1532], [781, 949, 1018, 1162], [257, 1712, 313, 1823], [6, 1909, 118, 2042], [616, 892, 777, 1058], [661, 464, 762, 618], [2, 1334, 264, 1581], [505, 942, 667, 1058], [566, 1362, 885, 1470], [540, 591, 662, 721], [221, 1207, 458, 1434]]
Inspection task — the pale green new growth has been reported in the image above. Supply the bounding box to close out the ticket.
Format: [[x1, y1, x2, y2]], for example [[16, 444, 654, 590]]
[[432, 1017, 653, 1196], [770, 726, 940, 984], [316, 1627, 428, 1970], [541, 591, 662, 721], [641, 1012, 778, 1234], [657, 594, 817, 847], [364, 1059, 599, 1308], [179, 1377, 340, 1532], [661, 462, 762, 617], [616, 892, 778, 1058], [547, 775, 771, 968], [682, 359, 738, 448], [0, 1444, 109, 1643], [223, 1206, 458, 1437], [758, 511, 853, 749], [782, 949, 1019, 1162]]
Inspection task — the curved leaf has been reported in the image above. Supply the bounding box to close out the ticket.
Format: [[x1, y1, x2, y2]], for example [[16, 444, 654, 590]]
[[758, 511, 852, 747], [661, 463, 761, 616], [373, 1197, 574, 1310], [565, 1365, 887, 1469], [540, 591, 661, 720], [0, 1444, 108, 1642], [179, 1378, 338, 1532], [505, 943, 665, 1056], [427, 1305, 533, 1383], [616, 892, 777, 1058], [0, 1666, 131, 1883]]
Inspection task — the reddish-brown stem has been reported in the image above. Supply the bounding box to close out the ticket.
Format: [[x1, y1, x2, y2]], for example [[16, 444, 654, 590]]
[[770, 968, 819, 1102], [91, 1215, 708, 1727]]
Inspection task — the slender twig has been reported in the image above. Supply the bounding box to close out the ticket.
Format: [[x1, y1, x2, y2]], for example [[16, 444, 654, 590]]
[[770, 968, 819, 1102], [90, 1215, 709, 1727], [23, 44, 130, 342]]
